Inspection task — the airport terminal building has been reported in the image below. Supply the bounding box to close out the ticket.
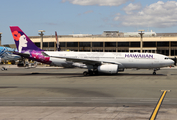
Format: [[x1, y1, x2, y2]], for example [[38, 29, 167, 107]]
[[2, 31, 177, 57], [27, 31, 177, 58]]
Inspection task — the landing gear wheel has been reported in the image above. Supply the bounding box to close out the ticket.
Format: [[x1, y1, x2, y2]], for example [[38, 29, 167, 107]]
[[93, 71, 98, 75], [83, 71, 88, 76], [88, 70, 93, 76], [153, 71, 156, 75]]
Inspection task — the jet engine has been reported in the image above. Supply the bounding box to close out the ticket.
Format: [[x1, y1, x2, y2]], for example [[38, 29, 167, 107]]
[[98, 64, 119, 74]]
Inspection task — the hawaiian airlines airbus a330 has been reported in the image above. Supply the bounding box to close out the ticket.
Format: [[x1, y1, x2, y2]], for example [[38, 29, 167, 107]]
[[10, 26, 174, 75], [44, 50, 174, 75]]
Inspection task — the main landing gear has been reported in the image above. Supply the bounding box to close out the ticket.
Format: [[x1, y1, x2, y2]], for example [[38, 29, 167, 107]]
[[83, 70, 98, 76]]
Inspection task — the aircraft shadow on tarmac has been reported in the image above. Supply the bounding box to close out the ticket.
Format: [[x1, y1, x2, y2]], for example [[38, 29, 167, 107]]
[[0, 86, 18, 89], [0, 86, 113, 97], [0, 72, 167, 77]]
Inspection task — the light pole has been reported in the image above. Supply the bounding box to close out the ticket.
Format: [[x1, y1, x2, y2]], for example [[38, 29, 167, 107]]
[[0, 32, 2, 46], [38, 30, 45, 50], [138, 30, 144, 53]]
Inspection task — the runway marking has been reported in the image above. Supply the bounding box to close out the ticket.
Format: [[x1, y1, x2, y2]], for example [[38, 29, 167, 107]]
[[149, 90, 169, 120]]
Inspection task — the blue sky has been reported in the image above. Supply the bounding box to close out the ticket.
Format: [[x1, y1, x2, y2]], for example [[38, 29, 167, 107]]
[[0, 0, 177, 44]]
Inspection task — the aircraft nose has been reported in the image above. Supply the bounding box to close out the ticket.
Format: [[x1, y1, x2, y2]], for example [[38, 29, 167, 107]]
[[170, 59, 175, 65]]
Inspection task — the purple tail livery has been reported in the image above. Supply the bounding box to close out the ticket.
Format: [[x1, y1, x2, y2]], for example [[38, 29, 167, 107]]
[[10, 26, 42, 52], [10, 26, 51, 64]]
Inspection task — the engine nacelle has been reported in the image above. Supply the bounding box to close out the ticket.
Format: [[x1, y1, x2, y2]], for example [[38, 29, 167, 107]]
[[98, 64, 118, 74]]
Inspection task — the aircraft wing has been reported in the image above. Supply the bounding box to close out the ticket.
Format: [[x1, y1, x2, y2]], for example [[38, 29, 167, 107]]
[[43, 52, 121, 66], [53, 56, 102, 65]]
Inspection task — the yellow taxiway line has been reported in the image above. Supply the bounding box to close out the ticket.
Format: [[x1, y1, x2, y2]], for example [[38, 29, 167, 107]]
[[149, 90, 170, 120]]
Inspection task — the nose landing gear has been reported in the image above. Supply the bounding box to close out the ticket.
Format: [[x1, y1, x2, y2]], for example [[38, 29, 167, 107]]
[[153, 68, 160, 75], [153, 71, 156, 75]]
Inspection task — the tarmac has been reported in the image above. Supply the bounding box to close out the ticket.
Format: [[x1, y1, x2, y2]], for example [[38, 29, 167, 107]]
[[0, 65, 177, 120]]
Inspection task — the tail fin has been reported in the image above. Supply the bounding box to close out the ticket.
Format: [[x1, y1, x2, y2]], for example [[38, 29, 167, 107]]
[[55, 31, 61, 51], [10, 26, 43, 53]]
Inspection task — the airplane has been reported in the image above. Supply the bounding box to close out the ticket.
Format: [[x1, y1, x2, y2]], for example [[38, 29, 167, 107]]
[[43, 51, 174, 75], [0, 46, 21, 70], [10, 26, 77, 68], [10, 26, 174, 75]]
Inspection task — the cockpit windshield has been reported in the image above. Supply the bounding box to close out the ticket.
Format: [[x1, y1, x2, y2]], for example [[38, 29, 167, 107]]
[[164, 57, 170, 60]]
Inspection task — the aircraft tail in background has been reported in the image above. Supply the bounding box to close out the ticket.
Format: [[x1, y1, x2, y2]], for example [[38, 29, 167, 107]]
[[55, 31, 61, 51], [10, 26, 43, 53]]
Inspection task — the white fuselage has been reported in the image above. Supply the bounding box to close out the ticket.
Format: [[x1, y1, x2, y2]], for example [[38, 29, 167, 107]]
[[46, 52, 174, 69]]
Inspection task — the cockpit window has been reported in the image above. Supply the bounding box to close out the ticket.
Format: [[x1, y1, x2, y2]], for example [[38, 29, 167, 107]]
[[165, 57, 170, 60]]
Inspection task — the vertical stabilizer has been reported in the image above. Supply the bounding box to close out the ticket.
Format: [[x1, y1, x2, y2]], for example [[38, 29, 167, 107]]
[[10, 26, 43, 52]]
